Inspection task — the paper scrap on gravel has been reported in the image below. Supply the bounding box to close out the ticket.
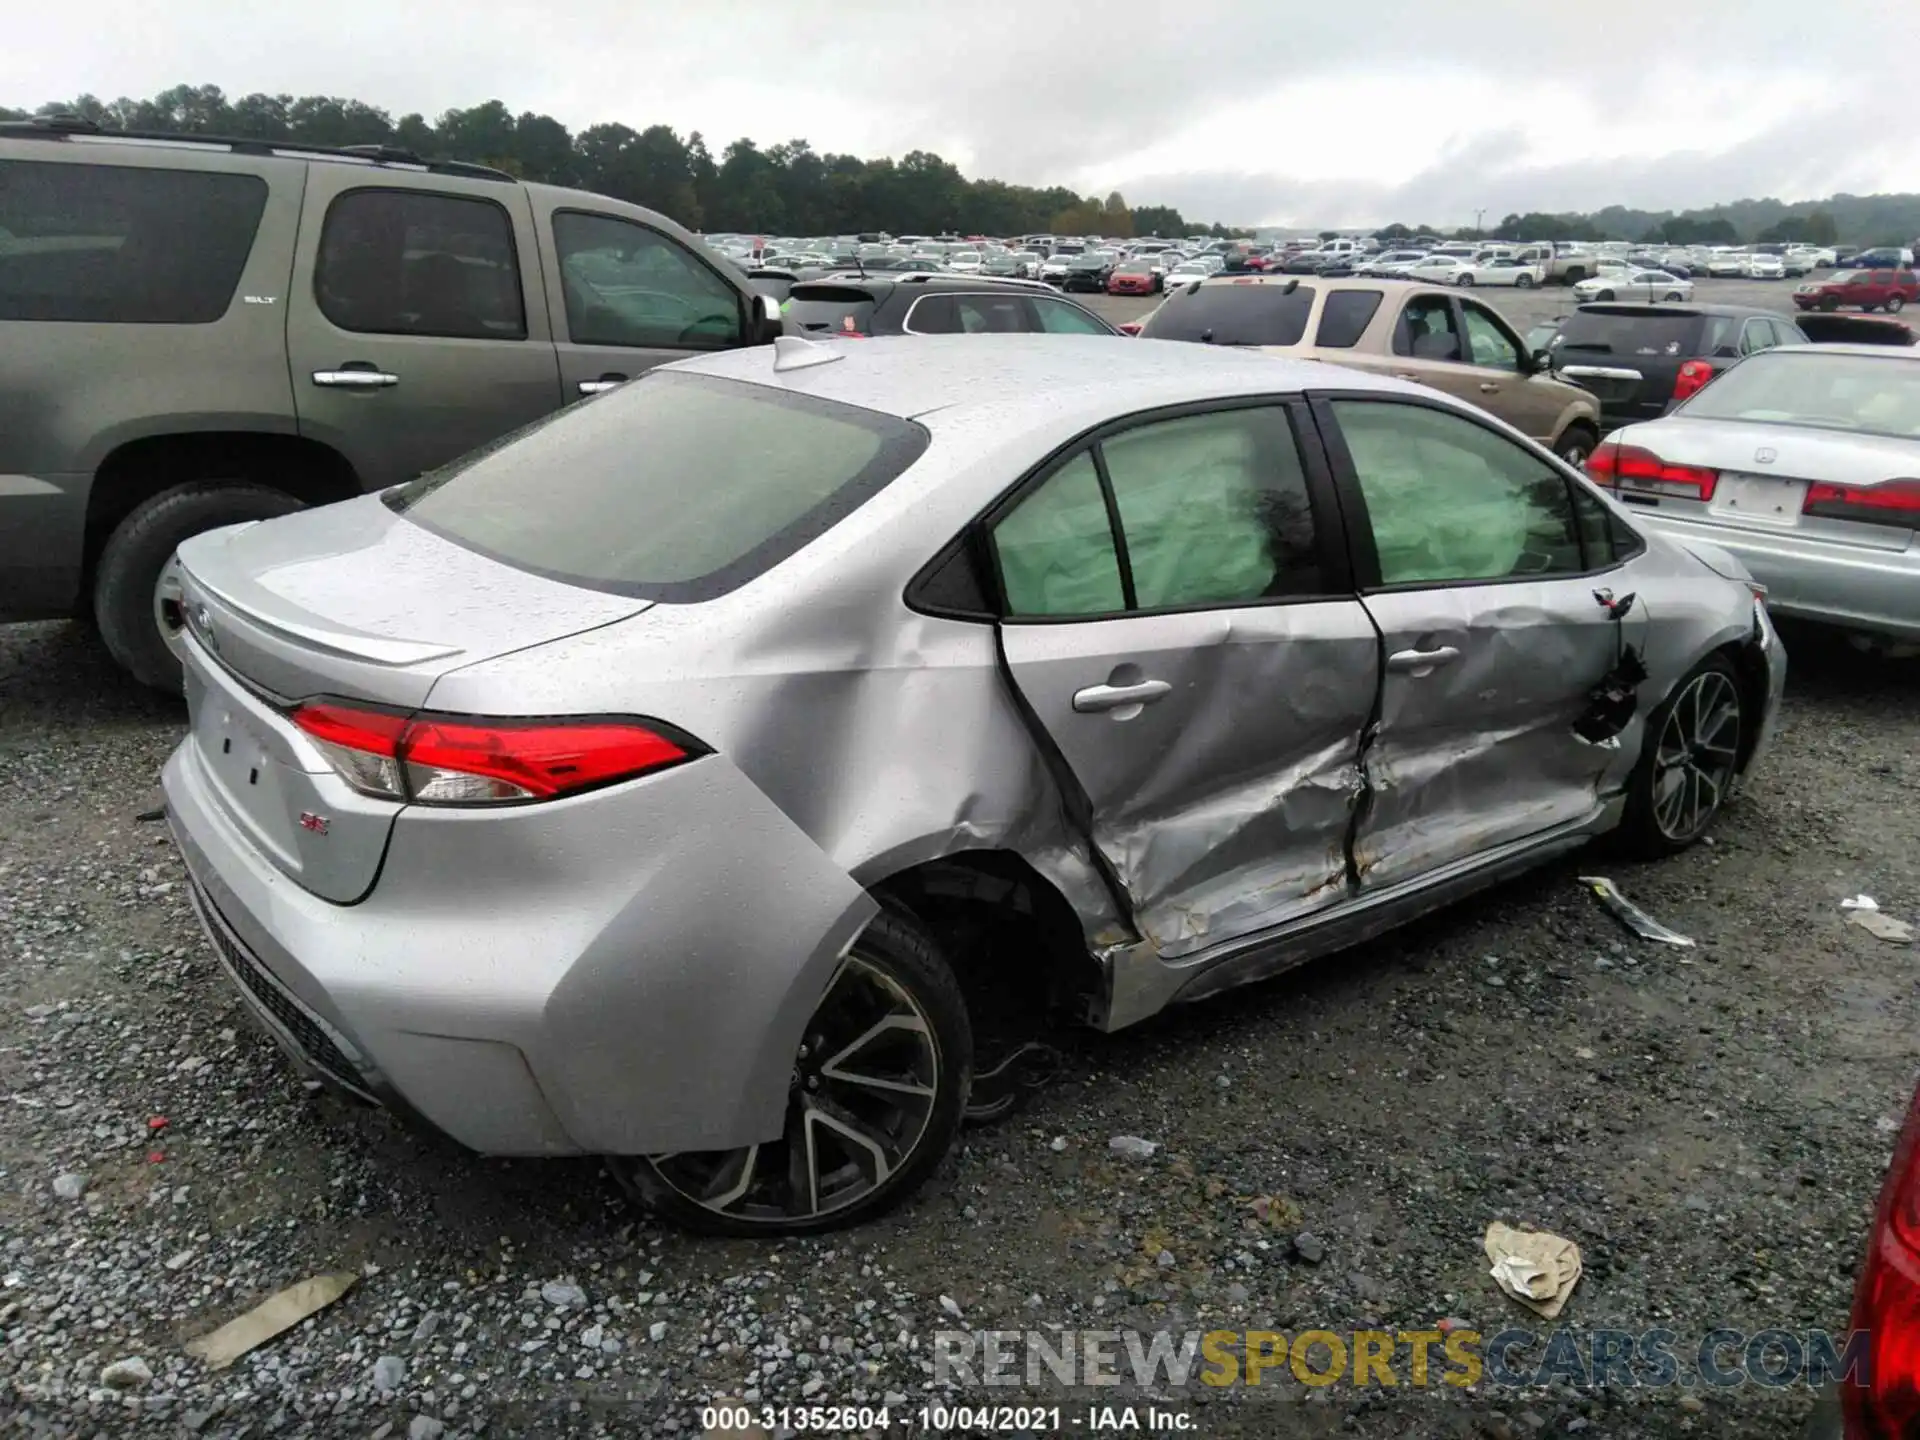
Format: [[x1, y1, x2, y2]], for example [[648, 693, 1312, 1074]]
[[1578, 876, 1695, 947], [185, 1272, 358, 1369], [1849, 910, 1915, 944], [1484, 1222, 1583, 1320]]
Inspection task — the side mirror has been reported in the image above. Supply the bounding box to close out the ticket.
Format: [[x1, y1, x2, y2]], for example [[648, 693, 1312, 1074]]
[[753, 292, 784, 342], [1530, 347, 1556, 374]]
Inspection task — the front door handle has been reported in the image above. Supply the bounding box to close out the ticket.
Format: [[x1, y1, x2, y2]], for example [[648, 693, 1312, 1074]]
[[578, 373, 629, 395], [1073, 679, 1171, 713], [312, 368, 399, 388], [1478, 382, 1501, 393], [1387, 646, 1461, 675]]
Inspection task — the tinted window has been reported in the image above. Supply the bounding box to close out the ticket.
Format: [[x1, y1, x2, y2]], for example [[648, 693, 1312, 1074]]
[[1555, 310, 1704, 357], [1031, 297, 1115, 335], [1460, 302, 1523, 371], [1139, 283, 1315, 345], [1102, 408, 1324, 607], [0, 159, 266, 324], [1391, 295, 1462, 361], [1332, 401, 1583, 585], [1315, 290, 1384, 348], [553, 211, 741, 348], [317, 189, 525, 340], [992, 452, 1125, 618], [782, 285, 881, 336], [907, 292, 1030, 334], [386, 372, 928, 600]]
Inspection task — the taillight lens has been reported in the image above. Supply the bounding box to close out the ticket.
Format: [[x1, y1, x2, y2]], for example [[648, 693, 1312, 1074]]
[[291, 701, 696, 805], [1671, 359, 1717, 402], [1585, 441, 1719, 500], [1845, 1083, 1920, 1437], [1804, 479, 1920, 528]]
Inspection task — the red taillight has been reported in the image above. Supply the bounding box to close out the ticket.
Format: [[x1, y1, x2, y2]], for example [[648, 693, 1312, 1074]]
[[1672, 359, 1717, 402], [1804, 479, 1920, 528], [1118, 321, 1143, 336], [1845, 1084, 1920, 1437], [1585, 441, 1719, 500], [291, 701, 695, 805]]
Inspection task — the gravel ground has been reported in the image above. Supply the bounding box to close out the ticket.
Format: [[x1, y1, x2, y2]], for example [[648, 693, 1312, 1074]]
[[3, 576, 1918, 1434], [1081, 274, 1823, 334]]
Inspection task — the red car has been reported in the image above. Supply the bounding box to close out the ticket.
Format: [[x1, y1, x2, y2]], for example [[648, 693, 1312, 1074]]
[[1793, 268, 1919, 314], [1806, 1070, 1920, 1436], [1106, 262, 1157, 296]]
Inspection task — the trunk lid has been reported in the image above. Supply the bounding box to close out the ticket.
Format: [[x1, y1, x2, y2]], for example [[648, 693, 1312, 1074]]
[[173, 494, 650, 901]]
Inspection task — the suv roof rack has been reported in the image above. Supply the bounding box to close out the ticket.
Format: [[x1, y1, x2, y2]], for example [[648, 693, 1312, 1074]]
[[0, 114, 517, 183]]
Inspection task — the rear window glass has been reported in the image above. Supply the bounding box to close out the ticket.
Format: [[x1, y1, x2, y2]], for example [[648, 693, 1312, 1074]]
[[0, 158, 267, 323], [1677, 351, 1920, 439], [1554, 310, 1703, 358], [782, 285, 881, 336], [1140, 283, 1315, 346], [1315, 290, 1384, 348], [386, 372, 930, 600]]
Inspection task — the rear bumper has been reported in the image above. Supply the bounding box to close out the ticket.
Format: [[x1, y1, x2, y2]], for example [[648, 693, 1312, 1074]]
[[163, 728, 877, 1158], [1638, 511, 1920, 641]]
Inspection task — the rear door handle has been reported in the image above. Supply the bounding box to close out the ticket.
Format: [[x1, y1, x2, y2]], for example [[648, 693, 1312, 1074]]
[[1073, 679, 1171, 713], [1387, 646, 1461, 675], [312, 368, 399, 388], [578, 373, 629, 395]]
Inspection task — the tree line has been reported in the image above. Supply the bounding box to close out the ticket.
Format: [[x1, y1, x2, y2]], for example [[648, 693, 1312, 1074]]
[[0, 83, 1250, 241], [1472, 202, 1906, 248]]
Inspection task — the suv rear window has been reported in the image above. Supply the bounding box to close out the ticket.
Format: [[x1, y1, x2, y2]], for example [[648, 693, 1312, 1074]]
[[1314, 290, 1384, 348], [386, 372, 929, 601], [0, 159, 267, 323], [1554, 310, 1704, 358], [1140, 283, 1315, 346], [783, 284, 882, 336]]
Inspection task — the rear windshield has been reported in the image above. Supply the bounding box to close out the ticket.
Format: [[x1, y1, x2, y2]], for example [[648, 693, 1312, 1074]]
[[1140, 283, 1316, 346], [1678, 351, 1920, 439], [1554, 310, 1703, 357], [386, 372, 930, 600], [782, 284, 882, 336]]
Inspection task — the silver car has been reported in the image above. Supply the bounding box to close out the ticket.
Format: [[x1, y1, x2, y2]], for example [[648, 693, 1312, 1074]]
[[1588, 343, 1920, 642], [162, 334, 1784, 1234]]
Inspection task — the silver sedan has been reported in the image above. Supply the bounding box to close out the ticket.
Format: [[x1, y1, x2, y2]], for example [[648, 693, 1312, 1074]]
[[161, 335, 1784, 1234], [1588, 344, 1920, 643]]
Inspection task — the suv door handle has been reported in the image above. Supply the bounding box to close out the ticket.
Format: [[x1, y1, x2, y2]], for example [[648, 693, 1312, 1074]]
[[578, 373, 629, 395], [1387, 646, 1461, 675], [1073, 679, 1171, 713], [312, 368, 399, 388]]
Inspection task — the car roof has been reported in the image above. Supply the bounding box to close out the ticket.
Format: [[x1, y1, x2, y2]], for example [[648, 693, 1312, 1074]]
[[1766, 343, 1920, 361], [788, 274, 1049, 296], [671, 333, 1408, 423]]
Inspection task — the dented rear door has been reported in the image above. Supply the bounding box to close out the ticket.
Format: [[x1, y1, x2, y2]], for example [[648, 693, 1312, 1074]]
[[1313, 394, 1624, 888], [988, 401, 1376, 959]]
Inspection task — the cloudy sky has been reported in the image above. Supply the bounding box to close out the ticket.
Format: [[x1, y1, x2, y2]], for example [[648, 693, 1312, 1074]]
[[3, 0, 1907, 227]]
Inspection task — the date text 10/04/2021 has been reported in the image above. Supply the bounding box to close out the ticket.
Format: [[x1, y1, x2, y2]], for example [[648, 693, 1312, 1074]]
[[698, 1404, 1196, 1432]]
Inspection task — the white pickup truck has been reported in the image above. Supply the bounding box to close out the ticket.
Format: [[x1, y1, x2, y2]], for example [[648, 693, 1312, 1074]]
[[1508, 242, 1602, 285]]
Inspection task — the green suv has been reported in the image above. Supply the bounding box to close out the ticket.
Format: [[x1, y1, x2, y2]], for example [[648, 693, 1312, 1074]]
[[0, 116, 780, 688]]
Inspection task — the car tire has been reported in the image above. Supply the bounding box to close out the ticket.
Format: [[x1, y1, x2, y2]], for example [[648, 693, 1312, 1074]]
[[1564, 266, 1588, 284], [1552, 423, 1598, 469], [1516, 273, 1536, 288], [1595, 289, 1615, 301], [1618, 653, 1745, 858], [1889, 295, 1907, 312], [1456, 274, 1474, 286], [1663, 292, 1684, 302], [93, 482, 306, 693], [621, 907, 972, 1236]]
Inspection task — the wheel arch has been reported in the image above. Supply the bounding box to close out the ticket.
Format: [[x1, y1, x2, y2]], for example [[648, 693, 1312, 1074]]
[[84, 431, 362, 586], [866, 848, 1104, 1033]]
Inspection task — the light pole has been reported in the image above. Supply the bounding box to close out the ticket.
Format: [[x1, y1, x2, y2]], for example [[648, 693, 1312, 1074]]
[[1474, 207, 1486, 237]]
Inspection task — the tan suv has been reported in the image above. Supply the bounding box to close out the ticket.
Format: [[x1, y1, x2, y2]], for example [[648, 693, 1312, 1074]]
[[1138, 276, 1601, 465]]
